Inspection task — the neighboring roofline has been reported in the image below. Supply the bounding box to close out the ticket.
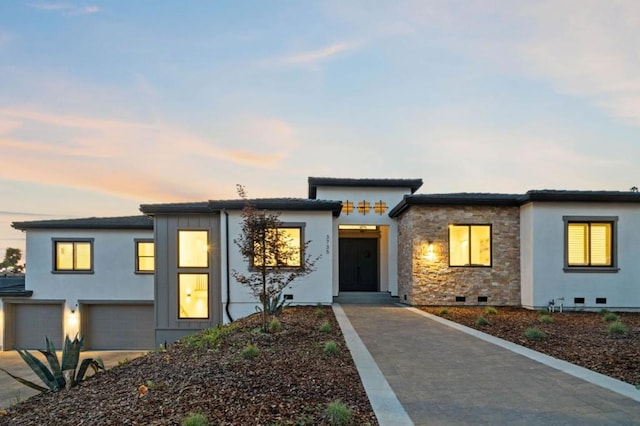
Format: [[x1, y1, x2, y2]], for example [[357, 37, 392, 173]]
[[308, 177, 423, 199], [0, 290, 33, 298], [389, 190, 640, 217], [139, 202, 210, 215], [12, 215, 153, 231], [209, 198, 343, 217]]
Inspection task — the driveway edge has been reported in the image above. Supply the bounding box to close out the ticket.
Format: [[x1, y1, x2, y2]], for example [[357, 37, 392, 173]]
[[332, 303, 413, 426], [405, 305, 640, 403]]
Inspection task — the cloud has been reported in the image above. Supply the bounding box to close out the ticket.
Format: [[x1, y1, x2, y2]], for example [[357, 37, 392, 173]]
[[0, 107, 299, 201], [27, 2, 101, 15], [282, 42, 360, 65]]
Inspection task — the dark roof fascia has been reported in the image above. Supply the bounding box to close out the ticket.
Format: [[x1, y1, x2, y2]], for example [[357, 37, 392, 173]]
[[0, 290, 33, 298], [12, 216, 153, 231], [389, 193, 522, 217], [209, 198, 343, 217], [523, 190, 640, 203], [139, 202, 211, 215], [308, 177, 423, 199]]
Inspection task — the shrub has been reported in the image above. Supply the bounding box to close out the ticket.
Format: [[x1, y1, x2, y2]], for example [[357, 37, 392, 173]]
[[183, 324, 234, 349], [319, 321, 332, 333], [269, 318, 282, 333], [599, 308, 610, 315], [539, 314, 554, 324], [603, 312, 618, 322], [484, 306, 498, 315], [608, 321, 628, 335], [323, 341, 339, 356], [325, 400, 352, 426], [0, 335, 104, 393], [241, 344, 260, 359], [182, 412, 209, 426], [524, 327, 545, 339], [315, 308, 326, 318], [438, 308, 449, 315], [475, 316, 490, 326]]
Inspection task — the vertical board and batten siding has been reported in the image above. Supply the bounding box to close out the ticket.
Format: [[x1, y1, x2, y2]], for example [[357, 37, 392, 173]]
[[154, 213, 222, 346]]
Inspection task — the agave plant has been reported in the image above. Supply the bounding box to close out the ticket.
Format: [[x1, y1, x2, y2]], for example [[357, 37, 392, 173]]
[[0, 334, 104, 393]]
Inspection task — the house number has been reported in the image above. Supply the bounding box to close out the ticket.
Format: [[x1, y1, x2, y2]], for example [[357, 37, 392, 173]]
[[326, 235, 330, 254]]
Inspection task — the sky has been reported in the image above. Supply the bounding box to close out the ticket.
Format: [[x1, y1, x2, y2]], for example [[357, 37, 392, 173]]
[[2, 0, 640, 261]]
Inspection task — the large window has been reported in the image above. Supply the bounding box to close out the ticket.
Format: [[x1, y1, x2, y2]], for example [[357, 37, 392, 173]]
[[564, 217, 617, 270], [253, 227, 302, 268], [449, 225, 491, 266], [135, 240, 154, 273], [53, 239, 93, 272], [178, 230, 209, 268], [178, 273, 209, 319]]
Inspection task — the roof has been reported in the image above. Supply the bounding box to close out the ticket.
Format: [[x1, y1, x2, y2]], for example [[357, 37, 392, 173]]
[[389, 193, 522, 217], [308, 177, 423, 199], [0, 276, 32, 298], [139, 201, 210, 215], [141, 198, 343, 217], [209, 198, 343, 216], [12, 215, 153, 230], [524, 190, 640, 203], [389, 190, 640, 217]]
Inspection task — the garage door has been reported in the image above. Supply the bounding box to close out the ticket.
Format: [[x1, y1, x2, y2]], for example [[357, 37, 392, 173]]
[[14, 304, 63, 349], [85, 304, 154, 350]]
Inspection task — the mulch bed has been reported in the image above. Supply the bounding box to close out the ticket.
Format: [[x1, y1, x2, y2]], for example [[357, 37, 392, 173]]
[[0, 306, 378, 425], [420, 306, 640, 386]]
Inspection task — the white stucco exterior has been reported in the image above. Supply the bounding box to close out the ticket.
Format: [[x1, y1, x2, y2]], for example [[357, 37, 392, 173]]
[[221, 210, 335, 322], [19, 229, 154, 337], [313, 186, 412, 296], [520, 201, 640, 310]]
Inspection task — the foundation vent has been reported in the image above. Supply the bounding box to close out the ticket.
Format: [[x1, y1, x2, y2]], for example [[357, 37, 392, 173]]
[[455, 296, 466, 302], [477, 296, 488, 303], [574, 297, 585, 304], [595, 297, 607, 304]]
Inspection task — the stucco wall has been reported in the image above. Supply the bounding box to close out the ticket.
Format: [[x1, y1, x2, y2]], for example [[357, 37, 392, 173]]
[[221, 210, 334, 322], [525, 202, 640, 310], [20, 229, 154, 338], [398, 205, 521, 306]]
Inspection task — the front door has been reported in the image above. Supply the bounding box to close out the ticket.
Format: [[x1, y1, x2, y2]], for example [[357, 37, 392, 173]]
[[339, 238, 378, 291]]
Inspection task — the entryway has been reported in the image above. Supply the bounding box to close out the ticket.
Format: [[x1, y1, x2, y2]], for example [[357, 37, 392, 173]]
[[339, 238, 378, 292]]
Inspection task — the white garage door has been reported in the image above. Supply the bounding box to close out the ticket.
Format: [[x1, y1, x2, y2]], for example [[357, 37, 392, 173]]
[[85, 304, 154, 350], [14, 304, 63, 349]]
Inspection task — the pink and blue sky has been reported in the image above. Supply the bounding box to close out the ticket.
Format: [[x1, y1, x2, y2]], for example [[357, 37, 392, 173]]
[[2, 1, 640, 259]]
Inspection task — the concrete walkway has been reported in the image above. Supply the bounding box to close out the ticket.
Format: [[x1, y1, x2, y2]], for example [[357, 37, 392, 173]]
[[337, 304, 640, 426]]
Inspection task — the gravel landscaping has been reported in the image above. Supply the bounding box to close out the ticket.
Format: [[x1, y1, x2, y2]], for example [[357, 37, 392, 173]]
[[420, 306, 640, 386], [0, 306, 377, 425]]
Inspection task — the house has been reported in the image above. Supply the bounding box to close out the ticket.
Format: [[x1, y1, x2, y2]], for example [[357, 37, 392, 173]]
[[2, 178, 639, 350]]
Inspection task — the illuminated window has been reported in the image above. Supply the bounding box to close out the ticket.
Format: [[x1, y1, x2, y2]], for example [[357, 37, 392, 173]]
[[178, 230, 209, 268], [565, 218, 616, 269], [357, 201, 371, 215], [253, 227, 302, 268], [342, 201, 354, 215], [449, 225, 491, 266], [54, 240, 93, 272], [374, 201, 387, 215], [136, 240, 154, 273], [178, 273, 209, 319]]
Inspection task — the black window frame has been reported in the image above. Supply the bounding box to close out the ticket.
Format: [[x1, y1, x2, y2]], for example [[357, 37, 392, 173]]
[[448, 224, 492, 267], [135, 239, 155, 274], [52, 238, 94, 274], [251, 223, 305, 269], [563, 216, 619, 273]]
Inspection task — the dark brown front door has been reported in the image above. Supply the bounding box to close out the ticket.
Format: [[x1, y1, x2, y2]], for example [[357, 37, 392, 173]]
[[339, 238, 378, 291]]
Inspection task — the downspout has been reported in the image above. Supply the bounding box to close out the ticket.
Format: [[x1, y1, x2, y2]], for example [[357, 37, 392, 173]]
[[224, 209, 233, 322]]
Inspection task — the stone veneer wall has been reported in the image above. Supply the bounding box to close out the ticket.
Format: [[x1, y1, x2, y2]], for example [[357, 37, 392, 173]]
[[397, 205, 520, 306]]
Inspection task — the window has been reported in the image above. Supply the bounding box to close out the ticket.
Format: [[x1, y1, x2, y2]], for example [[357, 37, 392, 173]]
[[136, 240, 154, 273], [253, 227, 302, 268], [178, 273, 209, 319], [53, 239, 93, 272], [449, 225, 491, 266], [564, 217, 617, 271], [178, 230, 209, 268]]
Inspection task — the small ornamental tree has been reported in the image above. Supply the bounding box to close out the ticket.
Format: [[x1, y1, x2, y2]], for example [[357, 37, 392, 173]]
[[232, 185, 318, 331], [1, 247, 23, 273]]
